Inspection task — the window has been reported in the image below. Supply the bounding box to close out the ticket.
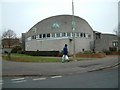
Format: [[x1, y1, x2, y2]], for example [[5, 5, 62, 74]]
[[32, 27, 36, 33], [96, 33, 101, 39], [36, 35, 39, 39], [113, 41, 118, 47], [43, 34, 46, 38], [34, 36, 36, 39], [85, 34, 89, 38], [80, 33, 83, 37], [67, 33, 71, 37], [62, 33, 66, 37], [39, 34, 42, 38], [52, 33, 55, 37], [88, 34, 91, 38], [56, 33, 60, 37], [47, 33, 50, 38], [32, 36, 36, 39], [70, 33, 73, 37], [84, 33, 86, 37], [52, 22, 60, 29], [74, 33, 77, 37], [76, 33, 80, 37]]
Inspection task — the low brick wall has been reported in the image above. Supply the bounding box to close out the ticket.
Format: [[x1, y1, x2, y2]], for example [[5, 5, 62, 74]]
[[76, 53, 106, 58]]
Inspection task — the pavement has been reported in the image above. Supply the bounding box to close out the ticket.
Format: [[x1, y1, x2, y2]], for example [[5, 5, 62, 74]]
[[2, 55, 119, 77]]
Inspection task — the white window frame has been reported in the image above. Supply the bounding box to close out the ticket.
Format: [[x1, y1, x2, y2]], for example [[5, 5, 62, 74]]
[[80, 33, 83, 37], [43, 34, 46, 38], [67, 32, 71, 37], [76, 32, 80, 37], [56, 33, 60, 37], [52, 33, 55, 38], [46, 33, 51, 38], [70, 32, 73, 37], [36, 35, 39, 39], [39, 34, 42, 39], [62, 33, 66, 37]]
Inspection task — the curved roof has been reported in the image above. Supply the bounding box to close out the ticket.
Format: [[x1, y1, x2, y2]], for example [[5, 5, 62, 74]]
[[26, 15, 93, 37]]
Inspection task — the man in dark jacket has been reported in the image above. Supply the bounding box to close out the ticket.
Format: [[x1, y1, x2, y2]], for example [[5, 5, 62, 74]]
[[62, 44, 69, 63]]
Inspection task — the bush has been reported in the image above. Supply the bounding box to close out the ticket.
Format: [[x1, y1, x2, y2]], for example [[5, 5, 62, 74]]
[[83, 50, 93, 54], [4, 51, 8, 54], [23, 51, 60, 56], [76, 52, 106, 58], [103, 47, 119, 55], [57, 51, 63, 57], [109, 47, 117, 51], [103, 50, 111, 55], [11, 46, 22, 53]]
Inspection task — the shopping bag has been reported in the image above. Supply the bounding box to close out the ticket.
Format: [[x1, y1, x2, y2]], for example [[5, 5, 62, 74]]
[[62, 55, 69, 60], [65, 55, 69, 60]]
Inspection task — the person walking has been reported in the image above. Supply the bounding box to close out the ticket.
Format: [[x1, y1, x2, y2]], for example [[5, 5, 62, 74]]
[[62, 44, 69, 63]]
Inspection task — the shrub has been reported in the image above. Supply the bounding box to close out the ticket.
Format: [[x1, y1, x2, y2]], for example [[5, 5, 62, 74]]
[[109, 47, 117, 51], [57, 51, 63, 57], [83, 50, 93, 54], [4, 51, 8, 54], [23, 51, 60, 56], [102, 49, 111, 55], [76, 52, 106, 58], [11, 46, 22, 53]]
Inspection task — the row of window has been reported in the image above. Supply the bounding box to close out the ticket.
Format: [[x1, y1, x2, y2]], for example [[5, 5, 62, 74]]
[[26, 32, 91, 41]]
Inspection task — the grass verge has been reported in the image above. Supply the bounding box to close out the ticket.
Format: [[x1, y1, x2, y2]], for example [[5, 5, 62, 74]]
[[2, 54, 62, 63], [2, 54, 97, 63]]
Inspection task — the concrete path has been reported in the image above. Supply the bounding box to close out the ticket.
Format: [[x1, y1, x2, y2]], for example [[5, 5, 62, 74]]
[[2, 55, 119, 76]]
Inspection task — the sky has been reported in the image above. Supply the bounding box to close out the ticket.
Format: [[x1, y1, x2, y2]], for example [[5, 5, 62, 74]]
[[0, 0, 119, 38]]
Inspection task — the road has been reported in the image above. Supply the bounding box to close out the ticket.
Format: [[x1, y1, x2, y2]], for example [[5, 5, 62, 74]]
[[2, 67, 118, 88]]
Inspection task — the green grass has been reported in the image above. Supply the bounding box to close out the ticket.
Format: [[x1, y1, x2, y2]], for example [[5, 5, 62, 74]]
[[2, 53, 62, 63], [2, 53, 97, 63]]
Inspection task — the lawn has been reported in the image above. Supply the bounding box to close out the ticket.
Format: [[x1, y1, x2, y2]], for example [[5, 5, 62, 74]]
[[2, 53, 62, 62], [2, 53, 97, 63]]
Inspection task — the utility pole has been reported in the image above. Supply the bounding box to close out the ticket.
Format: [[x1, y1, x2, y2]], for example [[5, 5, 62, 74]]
[[72, 0, 76, 61]]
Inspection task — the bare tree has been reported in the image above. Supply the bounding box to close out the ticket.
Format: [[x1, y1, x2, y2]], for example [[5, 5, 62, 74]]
[[2, 29, 16, 48], [2, 29, 16, 39], [2, 29, 16, 60]]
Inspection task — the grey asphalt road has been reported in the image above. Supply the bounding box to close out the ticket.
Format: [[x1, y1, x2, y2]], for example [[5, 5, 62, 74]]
[[2, 67, 118, 88]]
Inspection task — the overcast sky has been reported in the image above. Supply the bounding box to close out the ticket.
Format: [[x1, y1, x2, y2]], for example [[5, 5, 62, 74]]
[[1, 0, 119, 37]]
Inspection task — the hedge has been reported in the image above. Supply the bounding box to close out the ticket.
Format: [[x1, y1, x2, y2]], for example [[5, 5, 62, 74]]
[[23, 51, 60, 56]]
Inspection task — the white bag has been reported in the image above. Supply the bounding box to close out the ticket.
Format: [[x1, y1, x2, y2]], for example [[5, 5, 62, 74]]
[[65, 55, 69, 60], [62, 55, 69, 60]]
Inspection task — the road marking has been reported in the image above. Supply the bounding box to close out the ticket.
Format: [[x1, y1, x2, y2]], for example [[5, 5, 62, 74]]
[[13, 80, 27, 83], [51, 76, 62, 79], [33, 78, 46, 81], [11, 78, 25, 81]]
